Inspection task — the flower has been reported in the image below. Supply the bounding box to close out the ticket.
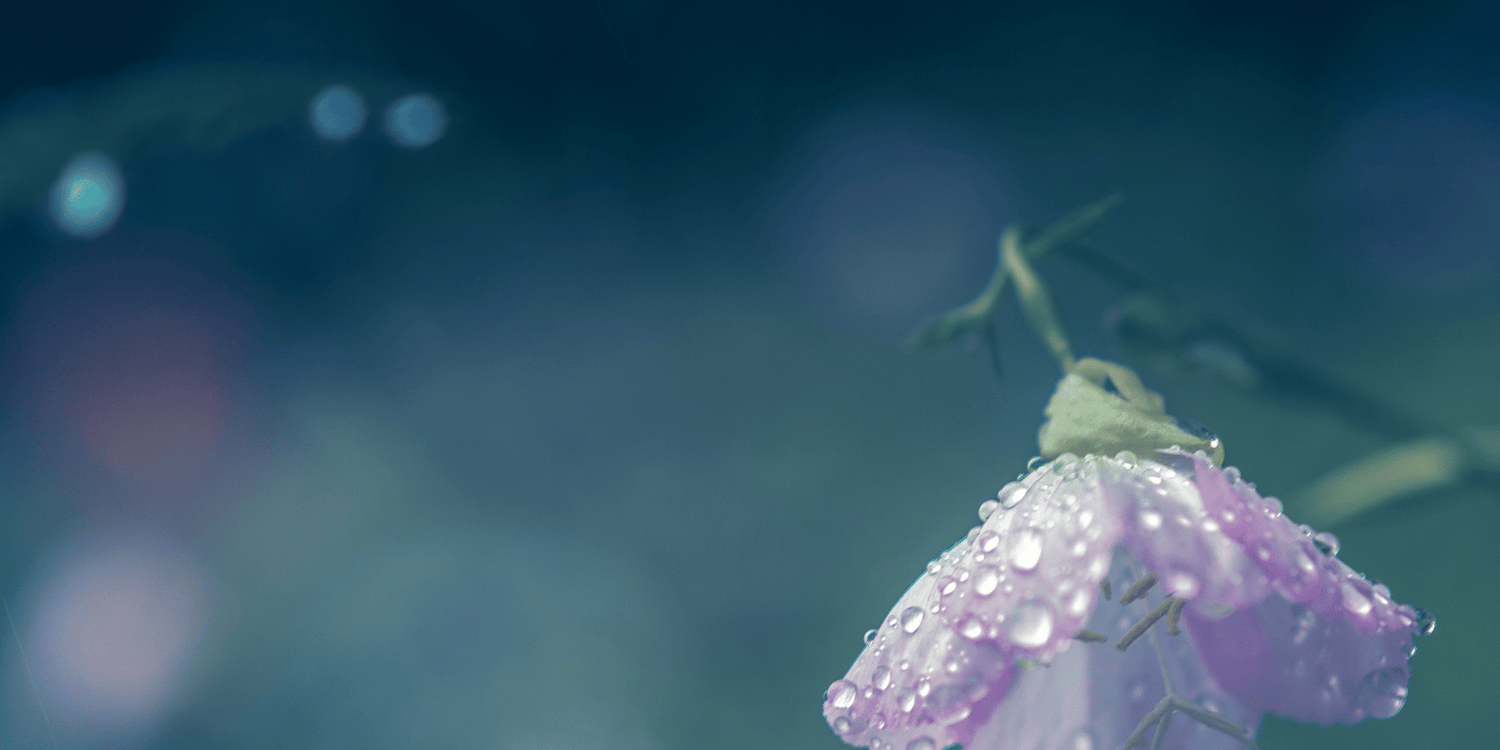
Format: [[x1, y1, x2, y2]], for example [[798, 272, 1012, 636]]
[[823, 364, 1426, 750]]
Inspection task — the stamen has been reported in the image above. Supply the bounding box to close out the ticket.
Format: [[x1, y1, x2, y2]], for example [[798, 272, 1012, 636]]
[[1119, 572, 1158, 604], [1149, 708, 1174, 750], [1116, 596, 1175, 652], [1166, 597, 1186, 636], [1100, 579, 1113, 601], [1073, 629, 1108, 642], [1121, 696, 1173, 748], [1169, 696, 1258, 748]]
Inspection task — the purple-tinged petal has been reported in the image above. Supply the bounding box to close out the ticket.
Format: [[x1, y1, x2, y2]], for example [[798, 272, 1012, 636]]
[[826, 451, 1422, 749]]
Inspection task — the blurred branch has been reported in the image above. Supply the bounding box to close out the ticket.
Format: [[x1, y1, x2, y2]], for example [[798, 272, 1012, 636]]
[[904, 193, 1122, 376]]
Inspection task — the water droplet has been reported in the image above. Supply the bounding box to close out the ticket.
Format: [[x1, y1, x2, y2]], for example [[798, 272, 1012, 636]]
[[872, 665, 892, 690], [978, 499, 999, 521], [833, 716, 851, 734], [926, 560, 942, 576], [874, 713, 886, 730], [938, 704, 972, 724], [1027, 456, 1046, 472], [1357, 667, 1409, 719], [1295, 549, 1317, 574], [1077, 509, 1094, 529], [899, 659, 911, 670], [1414, 607, 1437, 636], [943, 658, 960, 674], [1263, 497, 1283, 517], [1007, 528, 1044, 572], [863, 629, 878, 644], [965, 526, 981, 544], [1138, 510, 1163, 530], [828, 680, 858, 708], [978, 530, 1000, 553], [959, 616, 984, 640], [1052, 453, 1079, 473], [938, 576, 957, 596], [896, 688, 917, 712], [1114, 450, 1138, 467], [1312, 531, 1340, 557], [916, 676, 932, 697], [906, 738, 936, 750], [1223, 466, 1242, 483], [1008, 602, 1054, 647], [974, 565, 1000, 596], [1342, 582, 1373, 617], [1068, 588, 1091, 616], [900, 606, 925, 634], [1252, 542, 1272, 561], [1067, 727, 1098, 750], [1202, 518, 1220, 533], [998, 482, 1028, 509], [1165, 571, 1200, 599]]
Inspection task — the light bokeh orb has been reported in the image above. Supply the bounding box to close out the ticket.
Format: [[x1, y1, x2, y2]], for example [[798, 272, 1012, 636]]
[[309, 84, 368, 142], [49, 152, 125, 238], [383, 93, 448, 149]]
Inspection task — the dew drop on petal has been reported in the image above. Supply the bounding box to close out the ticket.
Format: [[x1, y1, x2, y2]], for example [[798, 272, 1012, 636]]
[[833, 716, 851, 734], [916, 676, 932, 697], [1313, 531, 1341, 557], [1342, 582, 1374, 617], [938, 576, 957, 596], [1414, 607, 1437, 636], [1067, 727, 1098, 750], [1008, 603, 1054, 647], [978, 499, 999, 521], [978, 531, 1000, 553], [900, 606, 925, 633], [1026, 456, 1046, 472], [907, 738, 936, 750], [1077, 509, 1094, 529], [1000, 483, 1028, 509], [974, 565, 1000, 596], [1165, 571, 1200, 599], [1138, 510, 1163, 530], [1068, 588, 1091, 616], [864, 629, 878, 644], [872, 665, 892, 690], [897, 688, 916, 712], [959, 616, 984, 640], [1357, 668, 1408, 719], [1007, 528, 1044, 572], [828, 680, 858, 708]]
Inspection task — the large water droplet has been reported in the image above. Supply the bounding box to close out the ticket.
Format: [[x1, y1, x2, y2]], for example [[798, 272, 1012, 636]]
[[1008, 528, 1044, 572], [864, 629, 878, 644], [938, 576, 957, 596], [872, 665, 892, 690], [1068, 588, 1091, 616], [833, 716, 851, 734], [897, 688, 916, 712], [1114, 450, 1138, 467], [1008, 603, 1054, 647], [1165, 571, 1200, 599], [1356, 668, 1408, 719], [828, 680, 858, 708], [1342, 582, 1373, 617], [999, 483, 1028, 509], [1414, 607, 1437, 636], [1138, 510, 1163, 530], [978, 499, 999, 521], [1312, 531, 1340, 557], [906, 738, 936, 750], [974, 565, 1000, 596], [978, 531, 1000, 553], [1026, 456, 1046, 472], [959, 616, 984, 640], [900, 606, 925, 634]]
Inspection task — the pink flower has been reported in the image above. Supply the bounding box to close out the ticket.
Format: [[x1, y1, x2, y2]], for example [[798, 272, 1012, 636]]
[[823, 449, 1425, 750]]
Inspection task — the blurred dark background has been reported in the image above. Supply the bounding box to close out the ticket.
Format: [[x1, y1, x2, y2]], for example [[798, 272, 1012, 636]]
[[0, 1, 1496, 749]]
